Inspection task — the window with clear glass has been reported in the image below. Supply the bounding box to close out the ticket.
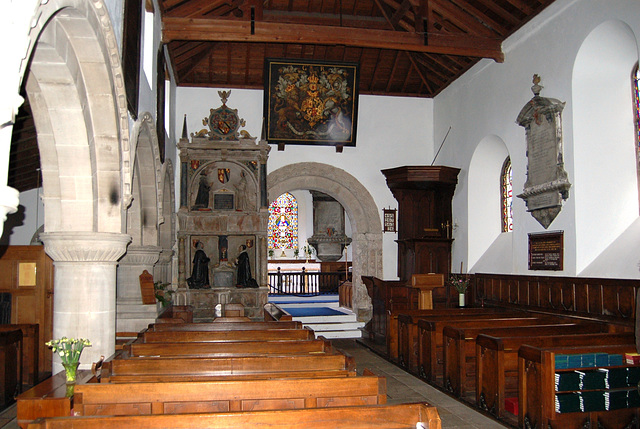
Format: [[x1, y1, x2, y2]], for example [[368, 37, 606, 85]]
[[501, 157, 513, 232], [268, 192, 298, 249]]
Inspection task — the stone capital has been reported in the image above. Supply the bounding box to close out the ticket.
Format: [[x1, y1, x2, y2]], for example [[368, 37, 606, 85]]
[[40, 231, 131, 262], [118, 245, 161, 266]]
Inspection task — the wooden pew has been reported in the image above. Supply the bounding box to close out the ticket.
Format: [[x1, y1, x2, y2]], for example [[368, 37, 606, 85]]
[[411, 314, 563, 380], [476, 331, 635, 421], [155, 305, 194, 323], [148, 320, 302, 331], [26, 402, 442, 429], [126, 338, 334, 358], [399, 311, 549, 372], [98, 352, 357, 383], [17, 369, 95, 429], [443, 323, 607, 399], [73, 372, 386, 415], [518, 343, 638, 429], [264, 302, 293, 321], [386, 307, 512, 361], [139, 327, 315, 343]]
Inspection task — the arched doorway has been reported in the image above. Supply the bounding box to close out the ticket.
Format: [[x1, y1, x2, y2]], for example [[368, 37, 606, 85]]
[[268, 162, 382, 322]]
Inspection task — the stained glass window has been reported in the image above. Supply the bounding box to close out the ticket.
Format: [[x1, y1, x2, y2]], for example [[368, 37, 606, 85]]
[[634, 64, 640, 160], [268, 193, 298, 250], [501, 157, 513, 232]]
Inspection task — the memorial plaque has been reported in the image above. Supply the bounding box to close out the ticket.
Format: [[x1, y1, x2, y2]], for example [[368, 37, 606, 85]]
[[516, 75, 571, 229], [528, 231, 563, 270], [214, 193, 234, 210]]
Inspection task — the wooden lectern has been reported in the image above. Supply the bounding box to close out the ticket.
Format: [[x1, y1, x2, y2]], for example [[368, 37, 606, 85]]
[[411, 274, 444, 309]]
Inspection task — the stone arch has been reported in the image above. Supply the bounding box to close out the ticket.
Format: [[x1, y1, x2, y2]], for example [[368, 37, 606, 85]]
[[21, 0, 132, 368], [24, 0, 131, 233], [129, 112, 163, 247], [156, 159, 176, 284], [268, 162, 382, 321]]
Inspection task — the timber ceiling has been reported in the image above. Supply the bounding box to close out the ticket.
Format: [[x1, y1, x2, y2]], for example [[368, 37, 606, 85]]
[[9, 0, 555, 194], [161, 0, 556, 97]]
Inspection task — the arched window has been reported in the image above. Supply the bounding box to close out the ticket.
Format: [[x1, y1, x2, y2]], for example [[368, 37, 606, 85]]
[[268, 192, 298, 250], [501, 157, 513, 232], [634, 64, 640, 177]]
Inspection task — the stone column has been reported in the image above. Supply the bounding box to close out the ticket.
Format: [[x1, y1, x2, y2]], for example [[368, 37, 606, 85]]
[[39, 231, 131, 373], [116, 245, 161, 303], [116, 245, 161, 334], [153, 248, 174, 285]]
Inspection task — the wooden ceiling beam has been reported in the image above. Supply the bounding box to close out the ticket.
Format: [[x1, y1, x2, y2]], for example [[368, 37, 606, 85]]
[[163, 17, 504, 61]]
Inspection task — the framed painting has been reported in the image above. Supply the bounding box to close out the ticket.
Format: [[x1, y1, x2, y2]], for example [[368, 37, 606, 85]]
[[264, 58, 359, 148]]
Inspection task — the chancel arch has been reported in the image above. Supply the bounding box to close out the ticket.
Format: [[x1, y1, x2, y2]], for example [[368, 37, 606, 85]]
[[573, 19, 640, 273], [268, 162, 381, 322], [22, 0, 131, 370], [467, 135, 512, 272]]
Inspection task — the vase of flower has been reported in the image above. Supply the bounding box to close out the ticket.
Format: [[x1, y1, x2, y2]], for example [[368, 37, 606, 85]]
[[447, 273, 470, 308], [46, 337, 92, 385], [62, 361, 79, 384]]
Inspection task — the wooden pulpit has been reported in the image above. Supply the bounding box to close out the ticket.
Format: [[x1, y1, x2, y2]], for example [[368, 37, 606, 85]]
[[410, 274, 444, 309]]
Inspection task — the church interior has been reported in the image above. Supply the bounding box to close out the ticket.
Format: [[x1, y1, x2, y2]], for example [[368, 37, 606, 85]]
[[1, 0, 640, 427]]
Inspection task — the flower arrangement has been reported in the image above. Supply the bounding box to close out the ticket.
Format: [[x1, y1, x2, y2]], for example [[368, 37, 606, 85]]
[[448, 273, 470, 294], [46, 337, 91, 365], [302, 244, 314, 259], [154, 281, 175, 307]]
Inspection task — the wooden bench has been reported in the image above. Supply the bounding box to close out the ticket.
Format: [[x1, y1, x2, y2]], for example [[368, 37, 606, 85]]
[[399, 311, 549, 373], [17, 369, 95, 429], [139, 327, 315, 343], [155, 305, 194, 323], [476, 331, 635, 421], [263, 302, 293, 321], [518, 343, 638, 429], [148, 320, 303, 331], [442, 322, 608, 399], [26, 402, 442, 429], [413, 314, 564, 381], [98, 352, 356, 383], [386, 307, 511, 361], [74, 371, 386, 416], [126, 338, 335, 358]]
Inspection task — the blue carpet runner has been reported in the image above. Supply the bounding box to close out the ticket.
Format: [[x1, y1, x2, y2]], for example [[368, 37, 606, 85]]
[[281, 306, 345, 317]]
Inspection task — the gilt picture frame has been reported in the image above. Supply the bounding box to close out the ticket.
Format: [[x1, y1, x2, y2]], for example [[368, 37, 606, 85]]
[[263, 58, 359, 148]]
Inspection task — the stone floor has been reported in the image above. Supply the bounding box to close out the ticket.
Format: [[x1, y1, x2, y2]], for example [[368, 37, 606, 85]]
[[0, 338, 510, 428], [331, 339, 509, 428]]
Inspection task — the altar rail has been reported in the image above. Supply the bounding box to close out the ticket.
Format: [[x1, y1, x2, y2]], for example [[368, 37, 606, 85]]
[[268, 268, 349, 295]]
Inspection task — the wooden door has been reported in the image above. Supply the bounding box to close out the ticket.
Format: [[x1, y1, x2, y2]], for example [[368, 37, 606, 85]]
[[0, 245, 53, 380]]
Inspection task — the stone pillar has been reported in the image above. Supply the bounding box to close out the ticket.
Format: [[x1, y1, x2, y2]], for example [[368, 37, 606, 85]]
[[40, 231, 131, 373], [153, 248, 174, 285], [116, 245, 161, 302], [116, 245, 161, 334]]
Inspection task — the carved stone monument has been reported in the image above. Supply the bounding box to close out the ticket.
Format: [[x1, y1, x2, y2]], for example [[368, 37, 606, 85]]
[[516, 75, 571, 228], [308, 191, 351, 262], [175, 91, 270, 320]]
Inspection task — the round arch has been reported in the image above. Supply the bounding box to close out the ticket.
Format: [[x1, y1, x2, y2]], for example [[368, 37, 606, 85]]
[[268, 162, 382, 321]]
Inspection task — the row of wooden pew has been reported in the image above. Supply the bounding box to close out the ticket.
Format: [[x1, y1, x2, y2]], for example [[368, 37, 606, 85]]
[[382, 306, 640, 428], [18, 308, 443, 428]]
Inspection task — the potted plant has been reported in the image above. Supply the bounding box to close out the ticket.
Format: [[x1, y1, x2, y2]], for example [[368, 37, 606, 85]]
[[268, 248, 274, 258], [293, 248, 299, 259], [448, 273, 470, 307]]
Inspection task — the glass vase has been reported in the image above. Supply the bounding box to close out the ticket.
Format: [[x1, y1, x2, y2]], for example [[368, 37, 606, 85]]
[[62, 362, 79, 384], [458, 293, 465, 307]]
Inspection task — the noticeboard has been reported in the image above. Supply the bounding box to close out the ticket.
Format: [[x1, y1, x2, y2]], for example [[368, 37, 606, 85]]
[[528, 231, 563, 271]]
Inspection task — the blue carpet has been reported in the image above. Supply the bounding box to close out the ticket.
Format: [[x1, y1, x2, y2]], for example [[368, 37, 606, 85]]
[[282, 306, 345, 317]]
